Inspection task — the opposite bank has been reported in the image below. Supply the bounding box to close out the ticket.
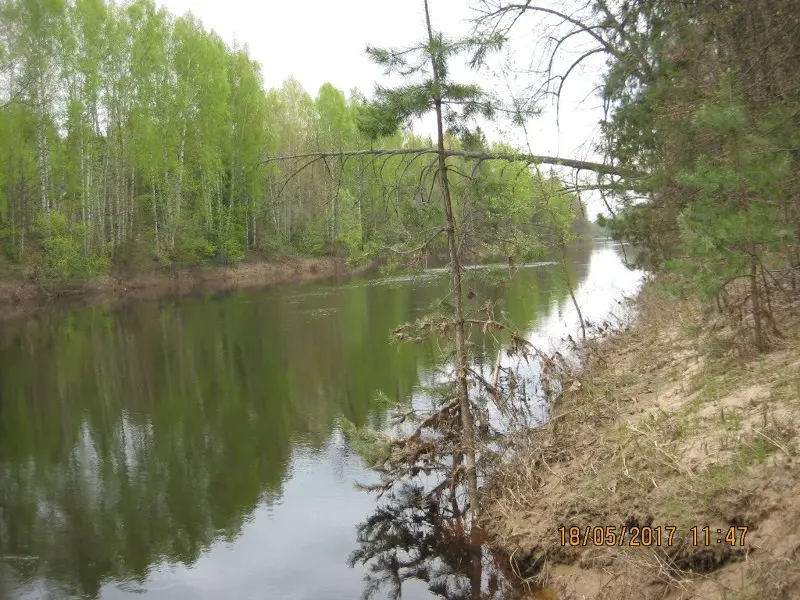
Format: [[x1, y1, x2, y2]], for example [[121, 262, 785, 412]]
[[0, 257, 373, 322]]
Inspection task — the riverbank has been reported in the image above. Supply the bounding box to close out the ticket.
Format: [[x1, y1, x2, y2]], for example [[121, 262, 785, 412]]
[[482, 282, 800, 599], [0, 256, 373, 322]]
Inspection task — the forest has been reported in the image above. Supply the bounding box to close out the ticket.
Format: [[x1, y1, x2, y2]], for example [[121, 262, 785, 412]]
[[0, 0, 797, 319], [0, 0, 596, 285]]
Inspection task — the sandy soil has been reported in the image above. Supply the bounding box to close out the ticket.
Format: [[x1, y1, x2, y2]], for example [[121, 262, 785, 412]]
[[0, 257, 372, 322], [482, 284, 800, 599]]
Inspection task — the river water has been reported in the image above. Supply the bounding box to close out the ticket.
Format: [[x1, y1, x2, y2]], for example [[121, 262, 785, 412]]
[[0, 240, 643, 600]]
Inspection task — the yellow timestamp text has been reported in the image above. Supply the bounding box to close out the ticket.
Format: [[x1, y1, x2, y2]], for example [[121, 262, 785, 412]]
[[558, 525, 749, 547]]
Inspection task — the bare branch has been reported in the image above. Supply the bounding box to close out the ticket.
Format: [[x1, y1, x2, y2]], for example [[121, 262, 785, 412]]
[[260, 147, 634, 177]]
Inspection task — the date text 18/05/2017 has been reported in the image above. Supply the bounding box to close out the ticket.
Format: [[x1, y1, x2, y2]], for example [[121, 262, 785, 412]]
[[558, 525, 749, 547]]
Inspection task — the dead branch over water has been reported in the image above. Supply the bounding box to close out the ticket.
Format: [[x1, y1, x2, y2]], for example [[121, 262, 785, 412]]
[[260, 147, 631, 177]]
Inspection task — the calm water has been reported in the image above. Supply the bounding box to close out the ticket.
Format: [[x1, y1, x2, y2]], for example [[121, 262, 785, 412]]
[[0, 241, 643, 600]]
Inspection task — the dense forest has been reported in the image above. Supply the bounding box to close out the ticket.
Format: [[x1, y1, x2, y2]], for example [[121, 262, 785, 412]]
[[0, 0, 592, 283], [476, 0, 800, 349], [575, 0, 800, 347]]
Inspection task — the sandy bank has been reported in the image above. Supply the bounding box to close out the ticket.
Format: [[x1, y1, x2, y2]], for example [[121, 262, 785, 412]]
[[482, 283, 800, 599]]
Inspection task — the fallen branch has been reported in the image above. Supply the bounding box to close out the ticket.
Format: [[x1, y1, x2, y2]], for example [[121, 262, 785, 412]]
[[259, 147, 635, 177]]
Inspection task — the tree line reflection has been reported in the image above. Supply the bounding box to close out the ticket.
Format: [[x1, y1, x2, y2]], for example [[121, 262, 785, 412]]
[[0, 246, 589, 598]]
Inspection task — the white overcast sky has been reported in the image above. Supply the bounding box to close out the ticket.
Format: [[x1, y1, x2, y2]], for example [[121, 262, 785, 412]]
[[156, 0, 609, 212]]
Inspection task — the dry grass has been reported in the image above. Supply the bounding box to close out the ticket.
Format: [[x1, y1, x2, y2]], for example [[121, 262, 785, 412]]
[[480, 282, 800, 600]]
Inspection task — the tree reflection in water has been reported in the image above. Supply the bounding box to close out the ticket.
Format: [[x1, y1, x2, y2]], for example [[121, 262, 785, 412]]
[[350, 482, 525, 600]]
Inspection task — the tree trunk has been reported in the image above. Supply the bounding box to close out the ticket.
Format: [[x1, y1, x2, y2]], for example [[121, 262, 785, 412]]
[[358, 155, 365, 245], [175, 118, 187, 251], [423, 0, 479, 517], [37, 126, 49, 218], [736, 134, 763, 350], [750, 251, 763, 349], [151, 179, 160, 257], [80, 126, 88, 252]]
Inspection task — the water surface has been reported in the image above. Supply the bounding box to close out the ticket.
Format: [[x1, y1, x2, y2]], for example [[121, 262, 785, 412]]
[[0, 240, 642, 599]]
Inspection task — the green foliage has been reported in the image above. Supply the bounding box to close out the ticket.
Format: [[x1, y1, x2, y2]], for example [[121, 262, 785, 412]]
[[338, 416, 396, 469], [356, 101, 402, 141], [0, 0, 580, 285], [358, 29, 504, 142], [665, 94, 791, 302], [34, 212, 109, 281], [336, 390, 403, 469], [173, 216, 217, 266], [0, 0, 391, 273], [591, 0, 800, 347]]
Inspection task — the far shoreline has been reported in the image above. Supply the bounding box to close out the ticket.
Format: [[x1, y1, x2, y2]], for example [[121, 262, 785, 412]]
[[0, 256, 376, 323]]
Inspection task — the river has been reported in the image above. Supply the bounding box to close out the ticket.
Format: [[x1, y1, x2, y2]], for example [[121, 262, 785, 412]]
[[0, 240, 643, 600]]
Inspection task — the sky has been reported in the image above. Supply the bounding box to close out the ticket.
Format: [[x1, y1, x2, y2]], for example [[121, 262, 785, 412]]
[[156, 0, 610, 214]]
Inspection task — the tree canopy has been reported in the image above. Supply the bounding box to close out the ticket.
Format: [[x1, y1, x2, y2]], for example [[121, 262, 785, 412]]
[[0, 0, 593, 282]]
